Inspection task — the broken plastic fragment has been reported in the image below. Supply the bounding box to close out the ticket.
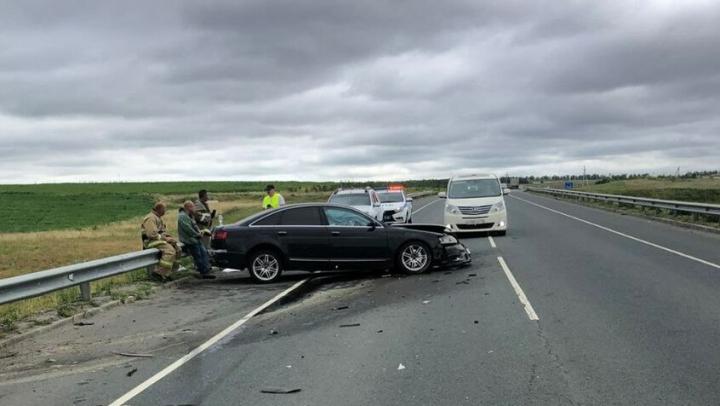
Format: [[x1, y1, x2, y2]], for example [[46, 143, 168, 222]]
[[398, 363, 406, 370], [261, 387, 302, 394]]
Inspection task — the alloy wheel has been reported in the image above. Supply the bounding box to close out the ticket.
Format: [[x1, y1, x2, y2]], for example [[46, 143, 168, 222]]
[[401, 244, 428, 272]]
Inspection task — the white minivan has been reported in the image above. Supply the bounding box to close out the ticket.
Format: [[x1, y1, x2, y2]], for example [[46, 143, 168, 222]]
[[439, 174, 508, 235]]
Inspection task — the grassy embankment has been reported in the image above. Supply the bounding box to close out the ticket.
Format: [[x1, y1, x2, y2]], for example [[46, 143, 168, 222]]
[[0, 181, 334, 334], [533, 177, 720, 227]]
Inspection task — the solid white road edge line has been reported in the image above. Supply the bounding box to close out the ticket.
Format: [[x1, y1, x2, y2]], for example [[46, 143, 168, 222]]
[[510, 194, 720, 271], [497, 256, 539, 321], [488, 235, 497, 248], [413, 198, 442, 214], [108, 278, 310, 406]]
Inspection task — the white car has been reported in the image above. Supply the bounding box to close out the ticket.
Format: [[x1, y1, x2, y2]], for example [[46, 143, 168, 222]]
[[439, 174, 508, 235], [377, 188, 413, 223], [327, 188, 384, 221]]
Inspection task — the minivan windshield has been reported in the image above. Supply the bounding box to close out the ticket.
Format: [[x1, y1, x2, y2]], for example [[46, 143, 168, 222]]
[[448, 179, 501, 199], [330, 193, 371, 206]]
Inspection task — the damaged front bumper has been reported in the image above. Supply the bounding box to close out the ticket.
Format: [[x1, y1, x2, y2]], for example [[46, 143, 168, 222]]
[[440, 242, 472, 267]]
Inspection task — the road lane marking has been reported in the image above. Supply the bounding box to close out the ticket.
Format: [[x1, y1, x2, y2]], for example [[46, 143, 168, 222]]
[[488, 235, 497, 248], [510, 194, 720, 271], [497, 256, 539, 321], [109, 278, 310, 406], [413, 198, 442, 214]]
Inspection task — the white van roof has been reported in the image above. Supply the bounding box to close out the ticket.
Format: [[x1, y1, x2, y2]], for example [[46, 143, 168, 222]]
[[450, 174, 498, 181]]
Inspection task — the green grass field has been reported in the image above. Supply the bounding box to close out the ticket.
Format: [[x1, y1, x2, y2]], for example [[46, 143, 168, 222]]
[[0, 180, 443, 233], [576, 178, 720, 204], [0, 192, 154, 233], [537, 177, 720, 204]]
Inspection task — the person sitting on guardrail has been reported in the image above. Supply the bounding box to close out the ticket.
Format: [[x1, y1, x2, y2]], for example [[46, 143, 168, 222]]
[[193, 189, 216, 249], [141, 202, 179, 279], [262, 184, 286, 209], [178, 201, 215, 280]]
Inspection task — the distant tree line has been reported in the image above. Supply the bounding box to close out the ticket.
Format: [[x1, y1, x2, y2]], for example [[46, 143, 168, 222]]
[[500, 170, 719, 185]]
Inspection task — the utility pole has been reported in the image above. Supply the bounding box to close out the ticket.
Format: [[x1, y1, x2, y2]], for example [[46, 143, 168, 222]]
[[583, 166, 587, 186]]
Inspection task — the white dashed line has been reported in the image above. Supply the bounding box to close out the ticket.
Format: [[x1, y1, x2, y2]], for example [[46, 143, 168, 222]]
[[497, 256, 539, 321], [510, 194, 720, 271], [488, 235, 497, 248]]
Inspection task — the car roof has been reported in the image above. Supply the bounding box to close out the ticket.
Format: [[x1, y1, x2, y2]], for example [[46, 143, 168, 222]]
[[451, 173, 498, 180], [333, 188, 374, 194]]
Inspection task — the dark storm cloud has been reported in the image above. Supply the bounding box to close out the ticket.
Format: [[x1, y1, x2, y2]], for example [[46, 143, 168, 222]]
[[0, 0, 718, 183]]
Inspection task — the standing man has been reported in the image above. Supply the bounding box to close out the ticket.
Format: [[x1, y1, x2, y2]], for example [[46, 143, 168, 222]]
[[262, 184, 286, 209], [141, 202, 179, 279], [178, 201, 215, 279], [194, 189, 216, 248]]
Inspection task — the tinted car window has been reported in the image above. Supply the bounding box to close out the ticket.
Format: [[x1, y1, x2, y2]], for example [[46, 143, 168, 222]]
[[379, 192, 404, 203], [325, 207, 373, 226], [280, 207, 323, 225], [329, 193, 371, 206], [253, 212, 281, 225]]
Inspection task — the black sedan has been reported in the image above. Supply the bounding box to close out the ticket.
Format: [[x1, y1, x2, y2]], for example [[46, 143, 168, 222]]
[[210, 203, 471, 283]]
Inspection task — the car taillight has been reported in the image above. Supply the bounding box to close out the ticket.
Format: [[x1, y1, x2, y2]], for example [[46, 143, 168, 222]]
[[213, 230, 228, 240]]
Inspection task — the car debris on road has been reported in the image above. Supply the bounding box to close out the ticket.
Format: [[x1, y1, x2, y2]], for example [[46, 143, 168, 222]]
[[260, 387, 302, 394]]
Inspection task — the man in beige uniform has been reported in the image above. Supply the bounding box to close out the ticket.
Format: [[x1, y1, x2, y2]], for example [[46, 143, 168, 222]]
[[141, 202, 179, 277]]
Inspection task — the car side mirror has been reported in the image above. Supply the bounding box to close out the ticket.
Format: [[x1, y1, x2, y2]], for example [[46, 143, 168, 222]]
[[502, 188, 510, 195], [406, 197, 413, 202], [438, 192, 447, 198]]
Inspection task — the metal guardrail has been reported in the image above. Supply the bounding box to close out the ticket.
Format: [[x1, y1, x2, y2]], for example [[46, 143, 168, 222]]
[[0, 249, 161, 306], [526, 187, 720, 217]]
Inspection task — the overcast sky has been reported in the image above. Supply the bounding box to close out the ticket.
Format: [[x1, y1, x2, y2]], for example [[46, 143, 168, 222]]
[[1, 0, 719, 183]]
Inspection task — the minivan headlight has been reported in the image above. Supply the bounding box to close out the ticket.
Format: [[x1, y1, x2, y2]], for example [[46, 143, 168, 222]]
[[445, 204, 461, 215], [439, 235, 458, 245], [490, 201, 505, 213]]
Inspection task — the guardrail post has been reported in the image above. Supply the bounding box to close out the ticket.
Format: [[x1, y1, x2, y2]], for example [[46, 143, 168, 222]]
[[79, 282, 91, 301]]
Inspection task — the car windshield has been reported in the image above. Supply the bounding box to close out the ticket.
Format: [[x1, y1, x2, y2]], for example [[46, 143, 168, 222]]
[[448, 179, 501, 198], [330, 193, 370, 206], [378, 192, 404, 203]]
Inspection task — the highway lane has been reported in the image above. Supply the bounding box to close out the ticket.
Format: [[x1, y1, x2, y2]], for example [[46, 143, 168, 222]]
[[125, 204, 570, 406], [123, 192, 720, 405], [499, 191, 720, 404], [6, 192, 720, 405]]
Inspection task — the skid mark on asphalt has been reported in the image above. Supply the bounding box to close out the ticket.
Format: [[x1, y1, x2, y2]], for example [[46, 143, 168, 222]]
[[108, 278, 310, 406], [413, 198, 442, 215], [510, 194, 720, 271]]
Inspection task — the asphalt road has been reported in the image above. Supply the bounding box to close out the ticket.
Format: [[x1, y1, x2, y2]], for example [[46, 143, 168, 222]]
[[4, 191, 720, 405]]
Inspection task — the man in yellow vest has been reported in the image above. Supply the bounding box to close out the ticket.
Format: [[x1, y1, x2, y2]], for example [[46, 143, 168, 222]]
[[262, 184, 286, 209]]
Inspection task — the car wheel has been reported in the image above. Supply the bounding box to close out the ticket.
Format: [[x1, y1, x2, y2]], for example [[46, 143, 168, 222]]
[[396, 242, 431, 274], [249, 250, 283, 283]]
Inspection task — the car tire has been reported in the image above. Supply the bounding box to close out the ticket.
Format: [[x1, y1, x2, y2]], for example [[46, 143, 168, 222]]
[[396, 242, 431, 274], [248, 250, 283, 283]]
